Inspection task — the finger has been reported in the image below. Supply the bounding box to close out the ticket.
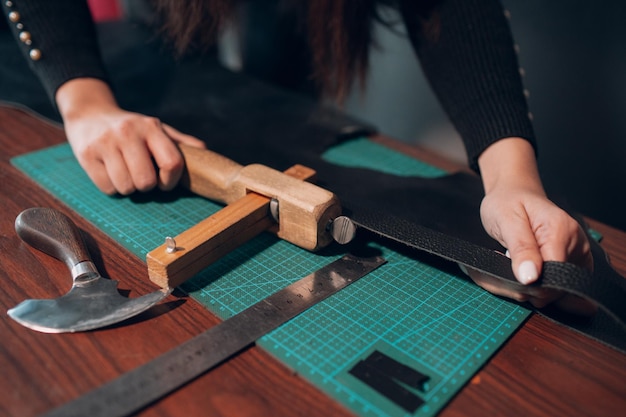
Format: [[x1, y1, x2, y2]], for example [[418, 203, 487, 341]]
[[534, 216, 570, 263], [537, 213, 593, 271], [478, 279, 531, 303], [102, 148, 135, 195], [525, 288, 563, 308], [459, 264, 531, 303], [498, 213, 543, 285], [145, 126, 186, 191], [573, 227, 594, 272], [120, 139, 158, 192], [162, 124, 206, 148], [554, 293, 597, 316], [81, 159, 117, 195]]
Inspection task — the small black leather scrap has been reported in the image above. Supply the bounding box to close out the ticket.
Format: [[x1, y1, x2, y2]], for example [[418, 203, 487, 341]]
[[349, 359, 424, 413], [363, 351, 429, 390], [2, 21, 625, 352]]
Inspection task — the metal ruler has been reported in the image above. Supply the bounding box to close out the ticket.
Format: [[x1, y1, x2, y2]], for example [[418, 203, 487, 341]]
[[42, 254, 386, 417]]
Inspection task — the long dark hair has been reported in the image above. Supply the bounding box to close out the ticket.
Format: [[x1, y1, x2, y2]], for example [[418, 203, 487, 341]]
[[151, 0, 438, 101]]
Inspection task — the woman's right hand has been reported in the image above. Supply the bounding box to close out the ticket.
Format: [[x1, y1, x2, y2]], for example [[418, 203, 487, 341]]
[[56, 78, 206, 195]]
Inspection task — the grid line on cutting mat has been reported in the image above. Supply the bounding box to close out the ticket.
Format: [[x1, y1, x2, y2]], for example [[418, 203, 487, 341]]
[[11, 140, 530, 417]]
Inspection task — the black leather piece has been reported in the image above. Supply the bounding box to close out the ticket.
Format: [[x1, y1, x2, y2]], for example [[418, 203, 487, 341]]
[[2, 21, 624, 351], [537, 228, 626, 350], [363, 351, 429, 389], [349, 360, 424, 412]]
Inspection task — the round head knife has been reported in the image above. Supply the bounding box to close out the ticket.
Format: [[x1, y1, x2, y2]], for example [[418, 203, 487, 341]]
[[8, 207, 171, 333]]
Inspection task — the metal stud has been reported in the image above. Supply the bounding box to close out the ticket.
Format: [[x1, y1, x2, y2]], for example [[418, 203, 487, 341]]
[[16, 22, 23, 29], [29, 48, 41, 61], [8, 10, 19, 22], [19, 31, 31, 44], [5, 1, 14, 7]]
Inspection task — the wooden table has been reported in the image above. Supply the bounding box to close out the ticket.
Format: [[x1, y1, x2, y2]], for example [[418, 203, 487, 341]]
[[1, 103, 624, 417]]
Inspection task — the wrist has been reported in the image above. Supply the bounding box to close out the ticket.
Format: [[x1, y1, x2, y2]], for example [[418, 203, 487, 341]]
[[55, 78, 119, 122], [478, 137, 544, 195]]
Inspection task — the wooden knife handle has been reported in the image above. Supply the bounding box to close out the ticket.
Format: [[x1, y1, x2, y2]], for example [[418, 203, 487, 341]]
[[177, 144, 341, 251], [15, 207, 92, 271]]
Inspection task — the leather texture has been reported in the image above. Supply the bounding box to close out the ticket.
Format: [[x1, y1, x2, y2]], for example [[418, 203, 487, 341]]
[[2, 21, 624, 352]]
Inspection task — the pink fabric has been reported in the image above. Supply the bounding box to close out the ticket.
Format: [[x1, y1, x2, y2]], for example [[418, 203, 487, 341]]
[[87, 0, 122, 21]]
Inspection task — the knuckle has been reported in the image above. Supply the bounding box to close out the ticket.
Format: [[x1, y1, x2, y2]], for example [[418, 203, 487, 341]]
[[159, 155, 184, 173], [76, 140, 105, 162], [116, 118, 136, 136], [144, 116, 163, 132], [135, 176, 158, 192], [146, 116, 162, 126], [94, 178, 116, 195], [100, 184, 117, 195], [561, 215, 581, 238], [116, 181, 136, 196], [118, 187, 134, 196]]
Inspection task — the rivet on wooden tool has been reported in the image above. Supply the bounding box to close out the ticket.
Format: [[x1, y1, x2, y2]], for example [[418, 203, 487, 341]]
[[165, 236, 177, 253]]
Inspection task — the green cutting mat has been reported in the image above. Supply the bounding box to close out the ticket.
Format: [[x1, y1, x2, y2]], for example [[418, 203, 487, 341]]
[[12, 139, 530, 417]]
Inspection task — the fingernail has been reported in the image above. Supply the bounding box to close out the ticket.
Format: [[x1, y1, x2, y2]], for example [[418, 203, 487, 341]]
[[518, 260, 538, 284], [458, 263, 469, 276]]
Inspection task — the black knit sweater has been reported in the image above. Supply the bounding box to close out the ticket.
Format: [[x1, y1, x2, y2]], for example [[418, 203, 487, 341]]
[[1, 0, 536, 171]]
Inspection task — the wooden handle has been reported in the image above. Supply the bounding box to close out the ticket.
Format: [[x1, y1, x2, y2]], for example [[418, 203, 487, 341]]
[[179, 144, 244, 204], [15, 207, 91, 270], [177, 144, 341, 251]]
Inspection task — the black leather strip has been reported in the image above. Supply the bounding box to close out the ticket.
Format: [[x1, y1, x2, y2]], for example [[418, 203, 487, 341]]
[[352, 209, 626, 328], [349, 360, 424, 412], [351, 209, 626, 352], [363, 351, 429, 389]]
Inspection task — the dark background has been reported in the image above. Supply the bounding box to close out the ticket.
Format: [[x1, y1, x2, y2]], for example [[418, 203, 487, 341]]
[[505, 0, 626, 232]]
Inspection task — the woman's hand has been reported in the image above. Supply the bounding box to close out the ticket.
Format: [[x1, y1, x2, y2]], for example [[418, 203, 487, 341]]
[[466, 137, 596, 314], [56, 78, 206, 195]]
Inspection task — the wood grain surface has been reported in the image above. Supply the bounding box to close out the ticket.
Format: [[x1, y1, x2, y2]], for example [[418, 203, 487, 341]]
[[1, 103, 624, 417]]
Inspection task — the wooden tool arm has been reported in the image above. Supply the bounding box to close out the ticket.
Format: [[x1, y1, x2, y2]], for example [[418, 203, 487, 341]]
[[147, 146, 343, 288], [147, 161, 335, 288]]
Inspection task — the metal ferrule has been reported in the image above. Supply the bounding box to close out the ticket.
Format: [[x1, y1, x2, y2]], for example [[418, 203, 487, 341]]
[[71, 261, 100, 286]]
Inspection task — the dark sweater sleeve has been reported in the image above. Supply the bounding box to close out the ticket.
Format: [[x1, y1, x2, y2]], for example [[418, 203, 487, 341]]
[[1, 0, 110, 103], [399, 0, 536, 172]]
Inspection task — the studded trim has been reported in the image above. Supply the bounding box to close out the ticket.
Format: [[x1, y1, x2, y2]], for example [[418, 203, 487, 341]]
[[4, 1, 41, 61]]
